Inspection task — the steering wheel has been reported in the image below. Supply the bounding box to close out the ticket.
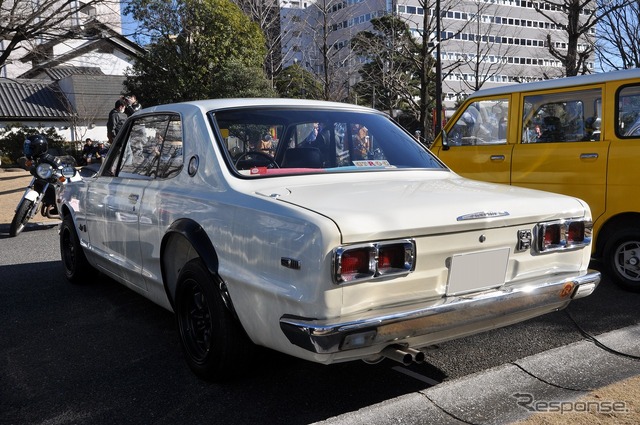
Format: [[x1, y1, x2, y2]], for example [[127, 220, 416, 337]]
[[234, 151, 279, 169]]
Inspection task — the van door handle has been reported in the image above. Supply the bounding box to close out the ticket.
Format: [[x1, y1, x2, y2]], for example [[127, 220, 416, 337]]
[[580, 153, 599, 159], [490, 155, 505, 161]]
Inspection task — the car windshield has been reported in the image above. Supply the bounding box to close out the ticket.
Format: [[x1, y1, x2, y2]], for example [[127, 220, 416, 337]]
[[211, 107, 444, 177]]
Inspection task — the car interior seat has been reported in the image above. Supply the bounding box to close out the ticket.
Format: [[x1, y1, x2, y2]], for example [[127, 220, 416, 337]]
[[282, 147, 323, 168], [539, 116, 565, 142]]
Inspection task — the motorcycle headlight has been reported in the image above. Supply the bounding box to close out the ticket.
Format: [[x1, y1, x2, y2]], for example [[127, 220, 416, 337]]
[[61, 165, 76, 178], [36, 163, 54, 179]]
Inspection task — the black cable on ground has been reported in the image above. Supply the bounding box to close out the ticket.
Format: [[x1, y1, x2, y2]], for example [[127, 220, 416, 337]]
[[419, 392, 485, 425], [564, 308, 640, 361], [509, 362, 588, 392]]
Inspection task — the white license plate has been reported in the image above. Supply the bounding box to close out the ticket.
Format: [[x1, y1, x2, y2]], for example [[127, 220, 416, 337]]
[[446, 247, 510, 296]]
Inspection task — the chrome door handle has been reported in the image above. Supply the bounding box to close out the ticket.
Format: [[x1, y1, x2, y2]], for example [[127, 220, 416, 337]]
[[490, 155, 505, 161], [580, 153, 599, 159]]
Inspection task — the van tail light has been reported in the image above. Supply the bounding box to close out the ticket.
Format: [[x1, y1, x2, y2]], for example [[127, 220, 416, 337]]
[[536, 220, 591, 253], [334, 240, 415, 284]]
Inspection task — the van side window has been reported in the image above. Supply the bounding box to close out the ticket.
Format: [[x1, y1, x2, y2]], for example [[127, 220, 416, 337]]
[[449, 99, 509, 146], [617, 85, 640, 137], [522, 89, 602, 143]]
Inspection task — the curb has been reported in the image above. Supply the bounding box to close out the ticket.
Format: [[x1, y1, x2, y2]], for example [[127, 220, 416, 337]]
[[313, 324, 640, 424]]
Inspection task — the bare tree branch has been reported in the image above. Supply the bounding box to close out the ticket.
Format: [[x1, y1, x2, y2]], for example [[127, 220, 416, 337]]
[[0, 0, 122, 70]]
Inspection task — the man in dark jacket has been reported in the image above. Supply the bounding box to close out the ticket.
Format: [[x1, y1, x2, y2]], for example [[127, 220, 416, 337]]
[[123, 95, 142, 116], [107, 99, 128, 143]]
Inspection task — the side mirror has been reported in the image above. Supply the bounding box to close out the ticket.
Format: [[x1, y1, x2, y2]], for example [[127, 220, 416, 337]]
[[441, 129, 450, 151]]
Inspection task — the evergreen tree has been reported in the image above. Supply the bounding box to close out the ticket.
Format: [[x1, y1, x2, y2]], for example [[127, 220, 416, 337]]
[[124, 0, 275, 106]]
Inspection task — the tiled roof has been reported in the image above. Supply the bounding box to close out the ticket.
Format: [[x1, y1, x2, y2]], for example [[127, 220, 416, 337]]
[[0, 73, 127, 120], [43, 66, 105, 81], [0, 79, 70, 119], [61, 74, 127, 120]]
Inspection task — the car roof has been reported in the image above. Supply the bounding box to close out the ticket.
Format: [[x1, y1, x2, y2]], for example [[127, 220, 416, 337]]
[[136, 98, 377, 116], [465, 68, 640, 100]]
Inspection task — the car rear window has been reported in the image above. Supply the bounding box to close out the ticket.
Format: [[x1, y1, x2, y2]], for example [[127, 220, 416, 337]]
[[211, 108, 444, 177]]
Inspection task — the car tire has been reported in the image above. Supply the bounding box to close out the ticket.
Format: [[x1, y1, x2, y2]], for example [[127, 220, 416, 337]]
[[60, 215, 93, 283], [175, 258, 254, 381], [9, 198, 35, 237], [603, 230, 640, 292]]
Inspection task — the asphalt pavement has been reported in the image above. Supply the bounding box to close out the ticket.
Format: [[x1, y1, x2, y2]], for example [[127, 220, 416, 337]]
[[1, 167, 639, 424]]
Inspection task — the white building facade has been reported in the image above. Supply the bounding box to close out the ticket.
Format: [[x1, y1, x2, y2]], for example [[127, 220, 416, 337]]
[[280, 0, 595, 108], [0, 0, 124, 79]]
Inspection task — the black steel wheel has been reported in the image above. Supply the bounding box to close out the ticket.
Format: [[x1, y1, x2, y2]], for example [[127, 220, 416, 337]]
[[59, 215, 92, 283], [9, 198, 35, 237], [175, 258, 253, 381], [604, 230, 640, 292]]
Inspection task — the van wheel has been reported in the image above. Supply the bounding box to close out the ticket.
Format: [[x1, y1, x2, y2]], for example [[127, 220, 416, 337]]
[[604, 230, 640, 292], [175, 258, 253, 381]]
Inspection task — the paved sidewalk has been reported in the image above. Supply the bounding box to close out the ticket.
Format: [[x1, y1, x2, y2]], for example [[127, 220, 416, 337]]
[[314, 325, 640, 424]]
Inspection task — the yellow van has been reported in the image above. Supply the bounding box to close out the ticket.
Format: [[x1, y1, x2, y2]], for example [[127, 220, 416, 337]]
[[431, 68, 640, 291]]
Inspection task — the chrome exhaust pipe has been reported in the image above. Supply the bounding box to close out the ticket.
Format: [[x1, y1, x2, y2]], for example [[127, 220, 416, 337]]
[[405, 347, 425, 364], [381, 346, 425, 365]]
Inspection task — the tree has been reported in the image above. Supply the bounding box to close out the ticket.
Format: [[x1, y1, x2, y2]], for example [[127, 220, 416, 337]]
[[302, 0, 355, 101], [534, 0, 629, 77], [0, 125, 66, 165], [123, 0, 275, 106], [596, 1, 640, 70], [273, 63, 324, 99], [231, 0, 283, 83], [352, 16, 421, 120], [0, 0, 118, 70], [454, 0, 520, 92]]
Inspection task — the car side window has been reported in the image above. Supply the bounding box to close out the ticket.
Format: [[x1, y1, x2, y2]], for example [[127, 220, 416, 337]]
[[449, 98, 509, 146], [617, 85, 640, 138], [522, 88, 602, 143], [104, 114, 182, 179]]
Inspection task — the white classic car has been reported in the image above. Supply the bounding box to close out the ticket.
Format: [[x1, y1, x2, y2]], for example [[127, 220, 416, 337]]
[[59, 99, 600, 380]]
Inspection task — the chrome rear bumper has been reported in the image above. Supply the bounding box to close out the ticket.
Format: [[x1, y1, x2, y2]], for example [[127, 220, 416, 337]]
[[280, 269, 600, 354]]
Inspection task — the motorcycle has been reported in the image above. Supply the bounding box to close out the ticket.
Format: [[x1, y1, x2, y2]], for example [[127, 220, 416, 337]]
[[9, 152, 76, 237]]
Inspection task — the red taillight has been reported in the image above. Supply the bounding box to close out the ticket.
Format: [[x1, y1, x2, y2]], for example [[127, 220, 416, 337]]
[[537, 220, 591, 253], [378, 244, 406, 273], [544, 224, 561, 246], [334, 241, 415, 284], [341, 249, 370, 275], [567, 221, 585, 244]]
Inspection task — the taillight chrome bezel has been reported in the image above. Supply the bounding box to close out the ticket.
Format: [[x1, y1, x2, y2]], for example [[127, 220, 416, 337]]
[[534, 219, 592, 254], [333, 239, 416, 284]]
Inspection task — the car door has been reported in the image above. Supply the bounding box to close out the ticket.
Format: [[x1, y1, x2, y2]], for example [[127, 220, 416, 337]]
[[511, 87, 607, 222], [85, 116, 169, 290], [434, 97, 513, 185]]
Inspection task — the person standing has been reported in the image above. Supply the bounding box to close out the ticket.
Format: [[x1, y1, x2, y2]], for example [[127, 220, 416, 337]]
[[123, 95, 142, 116], [107, 99, 128, 143]]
